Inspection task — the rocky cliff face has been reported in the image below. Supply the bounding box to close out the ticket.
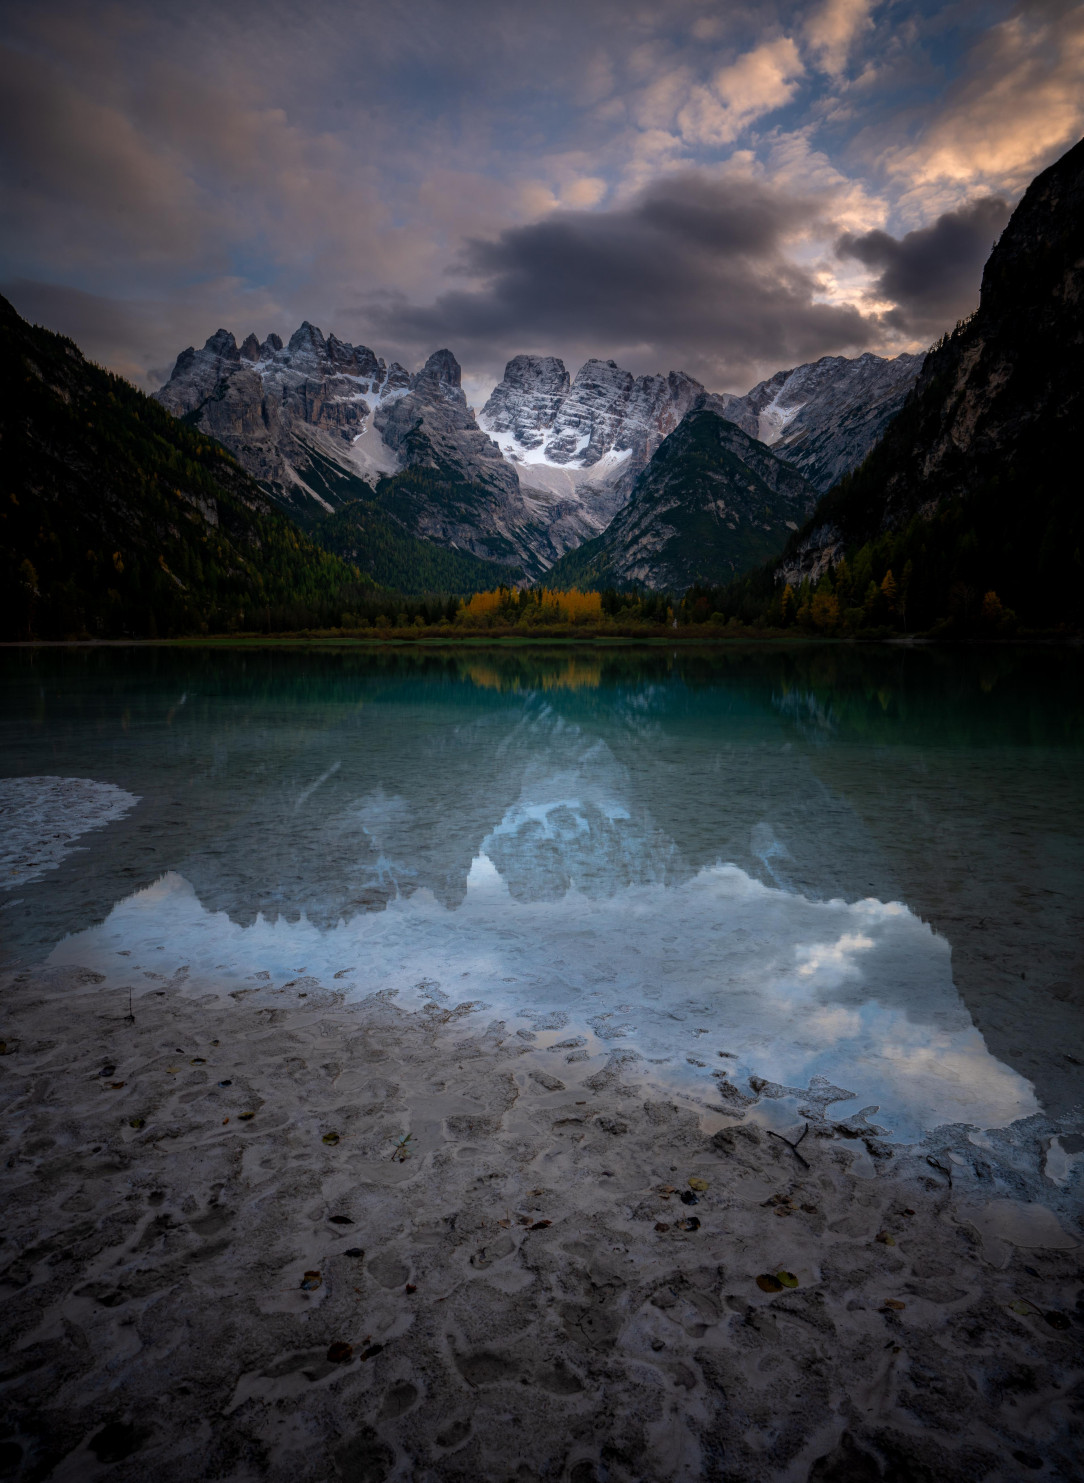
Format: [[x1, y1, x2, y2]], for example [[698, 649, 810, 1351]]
[[155, 325, 926, 584], [774, 134, 1084, 622], [480, 355, 706, 476], [717, 352, 923, 492], [547, 410, 819, 592], [154, 326, 518, 516]]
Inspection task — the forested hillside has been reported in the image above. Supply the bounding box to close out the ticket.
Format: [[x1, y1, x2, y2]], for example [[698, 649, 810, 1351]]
[[0, 296, 377, 639], [706, 136, 1084, 636]]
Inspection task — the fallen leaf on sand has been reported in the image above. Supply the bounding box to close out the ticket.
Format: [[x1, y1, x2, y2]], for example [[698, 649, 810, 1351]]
[[777, 1271, 799, 1288], [688, 1177, 709, 1192], [239, 1112, 255, 1121], [109, 1082, 125, 1090], [128, 1117, 145, 1130], [322, 1131, 340, 1145], [530, 1219, 552, 1229], [344, 1248, 365, 1259], [360, 1344, 384, 1361], [327, 1342, 353, 1362], [680, 1191, 699, 1206], [222, 1118, 229, 1124], [655, 1222, 670, 1233], [300, 1271, 322, 1291], [756, 1274, 784, 1293], [405, 1284, 417, 1294], [883, 1299, 906, 1311], [678, 1216, 701, 1232], [328, 1215, 354, 1225], [876, 1231, 896, 1245], [1045, 1311, 1071, 1331], [191, 1057, 206, 1064]]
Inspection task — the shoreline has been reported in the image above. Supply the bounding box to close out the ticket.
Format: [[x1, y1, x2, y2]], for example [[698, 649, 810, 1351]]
[[3, 634, 1083, 652], [2, 963, 1081, 1482]]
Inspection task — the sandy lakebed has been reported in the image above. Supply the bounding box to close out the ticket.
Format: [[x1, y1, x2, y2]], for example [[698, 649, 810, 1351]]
[[1, 965, 1081, 1483]]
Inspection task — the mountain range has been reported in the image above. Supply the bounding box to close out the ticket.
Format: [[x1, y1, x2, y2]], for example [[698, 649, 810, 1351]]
[[154, 325, 921, 584], [6, 133, 1080, 637]]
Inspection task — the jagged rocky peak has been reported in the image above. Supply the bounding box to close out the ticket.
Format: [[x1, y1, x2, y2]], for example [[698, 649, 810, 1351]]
[[480, 354, 706, 474], [719, 351, 924, 491], [481, 355, 572, 451], [203, 328, 241, 361], [239, 333, 261, 362], [411, 348, 463, 401], [288, 320, 326, 358]]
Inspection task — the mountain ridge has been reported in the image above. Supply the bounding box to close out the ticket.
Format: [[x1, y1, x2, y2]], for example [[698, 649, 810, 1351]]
[[548, 409, 819, 592], [716, 134, 1084, 633]]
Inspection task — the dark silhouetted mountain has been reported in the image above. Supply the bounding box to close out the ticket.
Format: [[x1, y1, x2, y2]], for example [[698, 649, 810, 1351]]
[[546, 409, 818, 591], [761, 134, 1084, 631]]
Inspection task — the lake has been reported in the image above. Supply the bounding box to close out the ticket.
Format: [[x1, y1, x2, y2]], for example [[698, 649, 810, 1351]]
[[2, 642, 1082, 1145]]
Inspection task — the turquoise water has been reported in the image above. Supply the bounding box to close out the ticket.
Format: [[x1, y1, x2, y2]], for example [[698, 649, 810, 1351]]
[[2, 644, 1082, 1141]]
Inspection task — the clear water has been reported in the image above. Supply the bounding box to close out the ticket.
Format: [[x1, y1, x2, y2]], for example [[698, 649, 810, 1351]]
[[2, 643, 1082, 1142]]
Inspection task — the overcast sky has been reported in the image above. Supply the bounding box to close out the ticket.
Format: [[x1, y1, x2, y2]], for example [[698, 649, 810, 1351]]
[[1, 0, 1081, 402]]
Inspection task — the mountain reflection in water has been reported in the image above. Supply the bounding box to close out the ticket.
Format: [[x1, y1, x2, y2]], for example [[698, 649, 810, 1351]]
[[2, 642, 1081, 1128]]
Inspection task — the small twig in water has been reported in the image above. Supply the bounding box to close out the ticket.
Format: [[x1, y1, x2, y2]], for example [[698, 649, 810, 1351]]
[[768, 1122, 810, 1169], [124, 986, 135, 1026]]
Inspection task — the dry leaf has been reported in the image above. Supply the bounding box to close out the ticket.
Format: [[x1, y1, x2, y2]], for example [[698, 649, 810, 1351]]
[[756, 1274, 784, 1293]]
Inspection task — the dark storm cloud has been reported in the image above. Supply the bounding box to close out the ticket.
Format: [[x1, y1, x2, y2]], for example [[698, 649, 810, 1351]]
[[836, 196, 1012, 338], [359, 173, 878, 390]]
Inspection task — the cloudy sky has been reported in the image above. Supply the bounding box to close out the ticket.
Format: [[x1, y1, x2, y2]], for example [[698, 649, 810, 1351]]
[[1, 0, 1082, 403]]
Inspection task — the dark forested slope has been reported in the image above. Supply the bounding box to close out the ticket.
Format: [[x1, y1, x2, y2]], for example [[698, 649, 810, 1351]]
[[548, 408, 818, 592], [0, 296, 380, 638], [724, 136, 1084, 633]]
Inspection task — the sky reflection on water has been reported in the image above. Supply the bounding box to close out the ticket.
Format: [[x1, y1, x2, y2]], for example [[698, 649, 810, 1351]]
[[3, 644, 1081, 1138]]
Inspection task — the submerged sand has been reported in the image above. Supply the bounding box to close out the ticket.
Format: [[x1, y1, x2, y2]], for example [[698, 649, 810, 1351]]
[[1, 966, 1081, 1483]]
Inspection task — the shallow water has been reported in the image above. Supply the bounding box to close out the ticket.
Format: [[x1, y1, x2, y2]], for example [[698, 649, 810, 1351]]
[[2, 643, 1082, 1141]]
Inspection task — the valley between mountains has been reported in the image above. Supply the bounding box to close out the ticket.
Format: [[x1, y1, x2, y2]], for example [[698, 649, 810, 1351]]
[[151, 321, 919, 587], [2, 135, 1082, 640]]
